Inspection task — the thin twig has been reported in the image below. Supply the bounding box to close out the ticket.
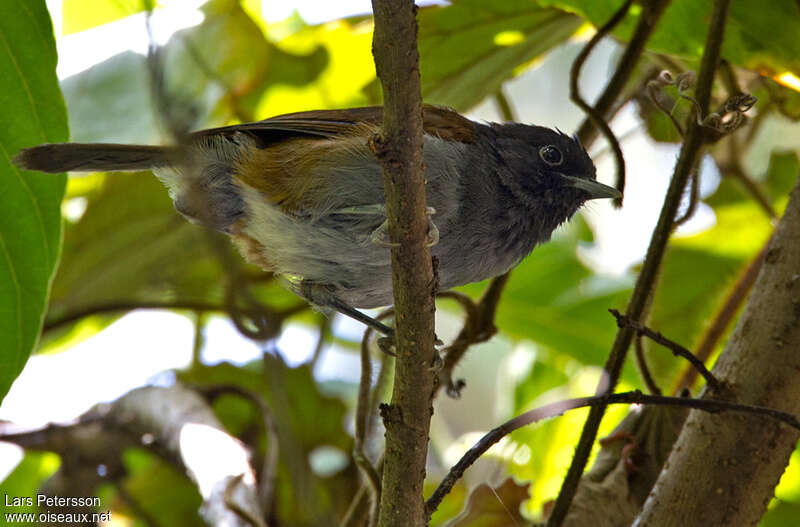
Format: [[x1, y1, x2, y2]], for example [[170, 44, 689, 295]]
[[426, 389, 800, 515], [634, 335, 662, 395], [569, 0, 634, 204], [438, 273, 511, 397], [340, 485, 368, 527], [547, 2, 730, 525], [309, 315, 331, 369], [44, 300, 228, 332], [673, 167, 700, 226], [610, 309, 720, 392], [355, 319, 389, 526], [192, 311, 206, 369], [575, 0, 673, 148]]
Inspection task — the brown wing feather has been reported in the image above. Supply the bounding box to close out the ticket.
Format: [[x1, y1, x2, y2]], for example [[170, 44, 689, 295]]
[[191, 105, 476, 143], [203, 105, 475, 212]]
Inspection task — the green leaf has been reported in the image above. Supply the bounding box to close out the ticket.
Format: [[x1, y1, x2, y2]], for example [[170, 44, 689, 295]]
[[761, 501, 800, 527], [459, 220, 633, 369], [646, 247, 744, 387], [765, 151, 800, 202], [120, 448, 204, 527], [0, 452, 60, 519], [418, 1, 583, 111], [0, 1, 68, 401]]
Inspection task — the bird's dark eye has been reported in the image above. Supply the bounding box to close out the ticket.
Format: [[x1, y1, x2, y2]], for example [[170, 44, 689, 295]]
[[539, 145, 563, 166]]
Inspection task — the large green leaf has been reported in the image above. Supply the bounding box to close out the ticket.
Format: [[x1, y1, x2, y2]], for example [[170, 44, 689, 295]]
[[0, 1, 67, 400]]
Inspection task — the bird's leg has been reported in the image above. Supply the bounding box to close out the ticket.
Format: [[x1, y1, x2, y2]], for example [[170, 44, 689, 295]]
[[298, 280, 395, 343]]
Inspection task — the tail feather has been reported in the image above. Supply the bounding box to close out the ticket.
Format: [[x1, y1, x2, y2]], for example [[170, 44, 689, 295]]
[[12, 143, 175, 173]]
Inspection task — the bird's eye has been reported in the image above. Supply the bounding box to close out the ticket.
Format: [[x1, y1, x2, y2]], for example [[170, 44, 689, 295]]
[[539, 145, 563, 166]]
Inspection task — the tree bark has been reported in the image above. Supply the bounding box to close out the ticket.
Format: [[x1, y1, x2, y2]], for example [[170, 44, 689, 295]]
[[370, 1, 438, 526], [636, 176, 800, 526]]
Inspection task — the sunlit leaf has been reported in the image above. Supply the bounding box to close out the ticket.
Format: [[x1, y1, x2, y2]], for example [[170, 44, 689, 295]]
[[63, 0, 154, 35], [761, 500, 800, 527], [0, 1, 67, 400], [256, 19, 374, 114]]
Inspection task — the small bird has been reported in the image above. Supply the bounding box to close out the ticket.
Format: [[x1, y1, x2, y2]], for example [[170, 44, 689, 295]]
[[14, 105, 619, 335]]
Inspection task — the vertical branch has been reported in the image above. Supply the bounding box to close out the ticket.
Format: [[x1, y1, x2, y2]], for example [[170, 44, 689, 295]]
[[370, 2, 438, 526], [547, 0, 731, 525]]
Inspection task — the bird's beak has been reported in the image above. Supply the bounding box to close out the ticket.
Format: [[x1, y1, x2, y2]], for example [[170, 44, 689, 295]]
[[560, 174, 622, 200]]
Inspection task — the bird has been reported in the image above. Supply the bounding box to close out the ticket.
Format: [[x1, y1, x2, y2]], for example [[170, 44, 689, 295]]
[[13, 105, 620, 336]]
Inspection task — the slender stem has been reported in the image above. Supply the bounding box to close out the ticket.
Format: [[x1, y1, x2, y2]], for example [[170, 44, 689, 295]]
[[370, 2, 438, 526], [547, 1, 730, 525]]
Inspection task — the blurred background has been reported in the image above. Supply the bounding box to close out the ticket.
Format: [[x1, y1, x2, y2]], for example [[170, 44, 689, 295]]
[[1, 0, 799, 525]]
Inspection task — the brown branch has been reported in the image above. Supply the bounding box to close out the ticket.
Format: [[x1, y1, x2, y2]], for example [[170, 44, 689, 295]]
[[610, 309, 720, 392], [43, 299, 306, 338], [370, 2, 438, 526], [44, 300, 229, 332], [547, 1, 729, 525], [637, 146, 800, 527], [355, 317, 394, 527], [437, 273, 511, 397], [425, 390, 800, 515]]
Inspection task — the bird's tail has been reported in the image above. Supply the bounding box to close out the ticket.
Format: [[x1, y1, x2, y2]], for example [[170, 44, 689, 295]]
[[12, 143, 176, 173]]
